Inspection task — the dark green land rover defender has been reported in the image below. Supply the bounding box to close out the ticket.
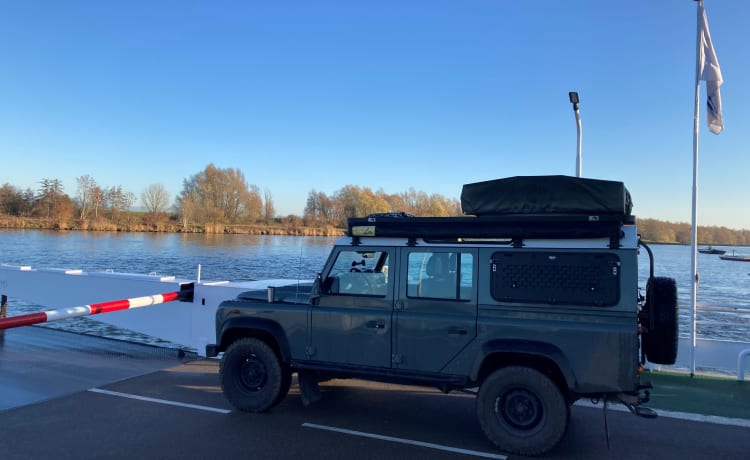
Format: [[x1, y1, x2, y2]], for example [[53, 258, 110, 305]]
[[206, 176, 678, 456]]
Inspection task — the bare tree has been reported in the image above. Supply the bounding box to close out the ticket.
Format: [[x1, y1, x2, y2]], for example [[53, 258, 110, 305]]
[[304, 190, 334, 224], [0, 183, 26, 215], [38, 178, 65, 218], [142, 183, 170, 214], [76, 175, 98, 219], [176, 187, 198, 229], [105, 185, 135, 217], [177, 164, 263, 225], [93, 186, 104, 219], [263, 187, 275, 221], [246, 184, 263, 222]]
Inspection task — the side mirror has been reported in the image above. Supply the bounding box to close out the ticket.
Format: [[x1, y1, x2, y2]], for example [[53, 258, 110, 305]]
[[310, 274, 322, 304]]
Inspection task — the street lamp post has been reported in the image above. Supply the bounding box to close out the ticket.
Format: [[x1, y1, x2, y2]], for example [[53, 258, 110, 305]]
[[569, 91, 582, 177]]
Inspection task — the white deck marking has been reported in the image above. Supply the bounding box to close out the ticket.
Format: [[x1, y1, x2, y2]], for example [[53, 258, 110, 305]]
[[464, 388, 750, 429], [575, 400, 750, 428], [302, 423, 507, 459], [87, 388, 231, 414]]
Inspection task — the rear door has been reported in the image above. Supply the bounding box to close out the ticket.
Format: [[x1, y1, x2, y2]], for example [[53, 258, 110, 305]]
[[394, 248, 478, 372]]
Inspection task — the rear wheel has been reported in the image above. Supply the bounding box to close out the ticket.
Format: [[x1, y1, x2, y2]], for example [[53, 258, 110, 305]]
[[642, 277, 678, 365], [220, 338, 284, 412], [476, 366, 568, 456]]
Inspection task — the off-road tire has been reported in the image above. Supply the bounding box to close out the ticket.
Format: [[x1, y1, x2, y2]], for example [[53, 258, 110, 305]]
[[273, 367, 292, 408], [476, 366, 568, 456], [642, 277, 678, 365], [220, 337, 283, 412]]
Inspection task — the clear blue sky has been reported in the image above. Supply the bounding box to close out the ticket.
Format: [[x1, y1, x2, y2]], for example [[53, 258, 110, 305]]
[[1, 1, 748, 229]]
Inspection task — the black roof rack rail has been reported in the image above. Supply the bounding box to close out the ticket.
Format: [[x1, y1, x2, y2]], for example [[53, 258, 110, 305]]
[[347, 214, 632, 242]]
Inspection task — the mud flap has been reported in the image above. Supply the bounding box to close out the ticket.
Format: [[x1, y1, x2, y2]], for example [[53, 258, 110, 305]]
[[298, 370, 322, 406]]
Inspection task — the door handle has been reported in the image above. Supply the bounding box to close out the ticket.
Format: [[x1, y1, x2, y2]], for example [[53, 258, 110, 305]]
[[366, 321, 385, 329], [448, 328, 467, 336]]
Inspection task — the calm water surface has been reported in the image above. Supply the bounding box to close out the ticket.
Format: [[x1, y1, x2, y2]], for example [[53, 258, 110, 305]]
[[1, 230, 749, 343]]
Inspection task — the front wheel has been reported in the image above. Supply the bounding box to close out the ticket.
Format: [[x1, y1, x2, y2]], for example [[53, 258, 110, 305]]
[[476, 366, 569, 456], [220, 338, 284, 412]]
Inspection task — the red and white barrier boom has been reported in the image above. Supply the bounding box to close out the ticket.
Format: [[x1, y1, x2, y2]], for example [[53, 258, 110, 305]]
[[0, 285, 193, 330]]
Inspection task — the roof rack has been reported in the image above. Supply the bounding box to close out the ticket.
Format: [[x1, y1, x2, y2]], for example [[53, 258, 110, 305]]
[[347, 214, 633, 244]]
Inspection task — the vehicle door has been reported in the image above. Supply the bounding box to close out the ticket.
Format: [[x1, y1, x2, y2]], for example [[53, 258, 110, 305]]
[[394, 248, 478, 372], [310, 246, 395, 368]]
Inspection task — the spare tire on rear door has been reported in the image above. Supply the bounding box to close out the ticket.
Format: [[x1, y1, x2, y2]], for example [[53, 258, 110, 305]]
[[642, 277, 679, 365]]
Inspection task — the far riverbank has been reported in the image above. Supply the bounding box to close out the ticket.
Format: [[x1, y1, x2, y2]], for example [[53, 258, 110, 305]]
[[0, 215, 345, 237], [4, 214, 750, 245]]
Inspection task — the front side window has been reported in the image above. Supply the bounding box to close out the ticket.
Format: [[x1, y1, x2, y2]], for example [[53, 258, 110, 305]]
[[407, 251, 473, 300], [323, 250, 389, 296]]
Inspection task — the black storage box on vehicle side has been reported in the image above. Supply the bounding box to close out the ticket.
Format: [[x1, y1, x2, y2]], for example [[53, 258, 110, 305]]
[[460, 175, 633, 217]]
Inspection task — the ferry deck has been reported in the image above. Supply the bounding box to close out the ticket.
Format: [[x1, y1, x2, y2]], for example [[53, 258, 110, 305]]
[[1, 326, 748, 460]]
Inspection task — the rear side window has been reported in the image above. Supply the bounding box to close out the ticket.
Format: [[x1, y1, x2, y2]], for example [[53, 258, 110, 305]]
[[490, 251, 620, 307], [406, 251, 474, 300]]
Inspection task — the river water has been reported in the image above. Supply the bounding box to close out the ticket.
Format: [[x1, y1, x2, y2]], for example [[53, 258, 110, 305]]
[[1, 230, 749, 344]]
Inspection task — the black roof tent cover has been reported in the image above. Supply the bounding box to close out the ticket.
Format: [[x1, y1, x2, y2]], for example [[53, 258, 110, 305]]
[[347, 176, 634, 241], [461, 175, 632, 217]]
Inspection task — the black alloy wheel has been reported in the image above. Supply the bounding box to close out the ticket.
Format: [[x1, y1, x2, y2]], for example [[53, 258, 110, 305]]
[[477, 366, 568, 456], [220, 337, 284, 412]]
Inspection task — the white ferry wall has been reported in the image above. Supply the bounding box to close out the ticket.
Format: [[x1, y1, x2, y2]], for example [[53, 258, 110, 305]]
[[0, 264, 298, 355]]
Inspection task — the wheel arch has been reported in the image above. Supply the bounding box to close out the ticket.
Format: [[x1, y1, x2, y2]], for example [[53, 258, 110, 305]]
[[472, 340, 576, 398], [218, 317, 291, 364]]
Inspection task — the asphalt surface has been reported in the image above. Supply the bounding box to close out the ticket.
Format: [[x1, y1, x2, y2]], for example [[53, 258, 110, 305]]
[[0, 326, 191, 411], [1, 356, 748, 460]]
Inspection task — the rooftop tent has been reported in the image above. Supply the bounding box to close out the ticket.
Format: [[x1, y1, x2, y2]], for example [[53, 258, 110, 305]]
[[460, 175, 633, 217], [347, 176, 634, 242]]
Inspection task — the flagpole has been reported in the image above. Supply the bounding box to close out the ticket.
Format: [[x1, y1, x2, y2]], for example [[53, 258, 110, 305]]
[[690, 1, 704, 377]]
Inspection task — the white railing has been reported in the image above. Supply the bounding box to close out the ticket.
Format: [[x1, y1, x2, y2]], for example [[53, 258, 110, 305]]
[[739, 349, 750, 381]]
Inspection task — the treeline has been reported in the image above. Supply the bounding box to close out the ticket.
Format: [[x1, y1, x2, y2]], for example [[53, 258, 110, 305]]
[[0, 163, 461, 234], [2, 165, 750, 243], [637, 218, 750, 246], [0, 164, 285, 233], [303, 186, 462, 227]]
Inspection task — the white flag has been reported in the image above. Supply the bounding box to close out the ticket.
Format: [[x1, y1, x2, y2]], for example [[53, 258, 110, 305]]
[[698, 5, 723, 134]]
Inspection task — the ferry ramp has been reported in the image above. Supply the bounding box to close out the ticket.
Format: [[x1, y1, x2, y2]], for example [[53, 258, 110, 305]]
[[0, 326, 192, 411]]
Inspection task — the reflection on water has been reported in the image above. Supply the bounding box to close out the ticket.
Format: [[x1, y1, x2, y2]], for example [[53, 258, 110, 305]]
[[2, 230, 749, 343]]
